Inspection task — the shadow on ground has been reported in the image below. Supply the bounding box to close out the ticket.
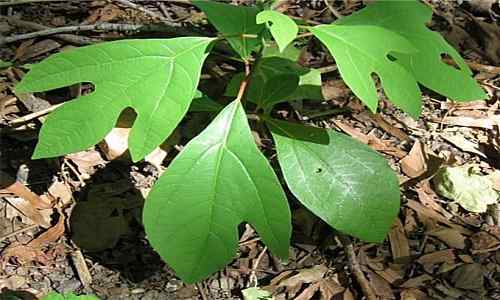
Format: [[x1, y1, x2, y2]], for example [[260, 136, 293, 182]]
[[70, 161, 165, 283]]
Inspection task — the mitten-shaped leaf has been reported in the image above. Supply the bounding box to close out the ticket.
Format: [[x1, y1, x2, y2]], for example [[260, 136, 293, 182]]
[[16, 38, 214, 161], [257, 10, 298, 53], [143, 100, 291, 283], [311, 0, 486, 117], [310, 24, 421, 117], [267, 118, 400, 242], [345, 0, 486, 102], [194, 0, 265, 59]]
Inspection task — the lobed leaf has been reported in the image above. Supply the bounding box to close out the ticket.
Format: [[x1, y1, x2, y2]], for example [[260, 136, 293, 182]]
[[16, 37, 214, 161], [343, 0, 487, 102], [143, 100, 291, 283], [189, 90, 224, 112], [41, 292, 100, 300], [310, 0, 486, 117], [267, 118, 400, 242], [194, 0, 265, 59], [257, 10, 298, 53]]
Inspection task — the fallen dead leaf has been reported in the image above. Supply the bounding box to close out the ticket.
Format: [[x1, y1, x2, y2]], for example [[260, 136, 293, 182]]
[[400, 140, 428, 178], [388, 218, 410, 260], [427, 227, 466, 249]]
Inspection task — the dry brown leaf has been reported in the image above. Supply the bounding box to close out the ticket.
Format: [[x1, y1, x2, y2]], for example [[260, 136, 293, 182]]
[[441, 133, 486, 158], [417, 249, 456, 273], [400, 140, 427, 178], [470, 231, 500, 250], [400, 274, 433, 288], [435, 116, 499, 130], [0, 170, 51, 209], [333, 120, 406, 158], [427, 227, 466, 249], [294, 282, 320, 300], [342, 288, 355, 300], [66, 150, 106, 176], [16, 39, 61, 61], [365, 270, 395, 299], [449, 263, 485, 291], [3, 197, 50, 228], [29, 213, 65, 248], [400, 288, 428, 300], [388, 218, 410, 260], [318, 278, 345, 300], [48, 180, 73, 205], [374, 266, 404, 285], [371, 113, 409, 141], [405, 200, 473, 235]]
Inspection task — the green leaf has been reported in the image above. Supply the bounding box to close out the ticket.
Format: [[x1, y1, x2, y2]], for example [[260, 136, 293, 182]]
[[310, 24, 421, 117], [257, 10, 298, 53], [189, 90, 223, 112], [16, 37, 214, 161], [194, 0, 265, 59], [262, 43, 301, 61], [267, 118, 400, 242], [344, 1, 486, 102], [260, 73, 300, 111], [310, 0, 486, 117], [433, 166, 499, 213], [41, 292, 100, 300], [143, 100, 291, 283]]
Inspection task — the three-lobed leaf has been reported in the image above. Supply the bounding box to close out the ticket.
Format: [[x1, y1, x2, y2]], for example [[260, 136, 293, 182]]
[[143, 100, 291, 283], [346, 0, 486, 102], [267, 119, 400, 242], [311, 24, 421, 117], [194, 0, 265, 59], [257, 10, 298, 53], [16, 37, 214, 161], [310, 0, 485, 117]]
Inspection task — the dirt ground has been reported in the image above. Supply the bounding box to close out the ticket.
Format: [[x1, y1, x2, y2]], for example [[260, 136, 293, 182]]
[[1, 0, 500, 299]]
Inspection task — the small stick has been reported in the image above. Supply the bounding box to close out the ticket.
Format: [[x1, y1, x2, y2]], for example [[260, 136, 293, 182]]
[[338, 234, 377, 300], [0, 23, 146, 45], [249, 246, 267, 287], [323, 0, 343, 19], [5, 17, 99, 45], [9, 103, 63, 125], [0, 224, 38, 243], [71, 249, 93, 289], [196, 282, 209, 300]]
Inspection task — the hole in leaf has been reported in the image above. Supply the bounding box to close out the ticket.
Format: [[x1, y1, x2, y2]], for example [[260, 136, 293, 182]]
[[441, 53, 461, 70], [316, 168, 322, 173], [386, 54, 397, 62]]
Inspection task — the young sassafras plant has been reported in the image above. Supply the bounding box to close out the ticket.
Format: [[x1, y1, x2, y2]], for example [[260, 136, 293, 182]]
[[16, 0, 485, 283]]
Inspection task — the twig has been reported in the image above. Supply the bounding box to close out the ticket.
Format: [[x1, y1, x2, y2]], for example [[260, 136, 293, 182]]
[[317, 64, 338, 74], [338, 234, 377, 300], [0, 22, 187, 45], [196, 282, 209, 300], [0, 0, 192, 6], [0, 224, 38, 243], [71, 249, 93, 288], [442, 58, 500, 74], [0, 20, 205, 45], [249, 246, 267, 287], [323, 0, 343, 19], [9, 103, 63, 125], [5, 17, 99, 45]]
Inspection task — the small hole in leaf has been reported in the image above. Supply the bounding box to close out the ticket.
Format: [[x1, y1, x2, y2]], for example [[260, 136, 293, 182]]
[[441, 53, 460, 70], [387, 54, 397, 62], [316, 168, 322, 173]]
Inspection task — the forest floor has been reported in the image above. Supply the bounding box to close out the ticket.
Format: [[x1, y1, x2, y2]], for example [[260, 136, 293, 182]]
[[0, 0, 499, 299]]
